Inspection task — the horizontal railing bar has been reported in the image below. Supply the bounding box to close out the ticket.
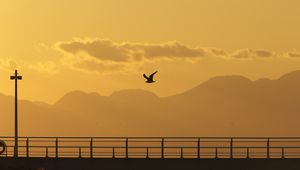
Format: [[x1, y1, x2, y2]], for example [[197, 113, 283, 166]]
[[5, 139, 300, 141], [5, 140, 300, 142], [7, 146, 300, 149], [4, 141, 300, 144], [2, 136, 300, 139]]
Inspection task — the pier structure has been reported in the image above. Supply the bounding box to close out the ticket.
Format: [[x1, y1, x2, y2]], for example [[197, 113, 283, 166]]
[[0, 136, 300, 159]]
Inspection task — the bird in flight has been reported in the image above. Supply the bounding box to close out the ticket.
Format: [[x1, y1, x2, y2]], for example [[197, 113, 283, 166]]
[[143, 71, 157, 83]]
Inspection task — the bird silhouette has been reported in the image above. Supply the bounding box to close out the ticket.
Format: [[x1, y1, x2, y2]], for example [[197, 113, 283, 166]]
[[143, 71, 157, 83]]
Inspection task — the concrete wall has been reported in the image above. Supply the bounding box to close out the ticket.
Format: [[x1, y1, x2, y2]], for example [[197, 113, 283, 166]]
[[0, 158, 299, 170]]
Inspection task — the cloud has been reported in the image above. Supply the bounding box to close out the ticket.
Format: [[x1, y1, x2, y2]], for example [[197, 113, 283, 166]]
[[210, 48, 227, 56], [123, 41, 207, 60], [57, 39, 131, 62], [60, 54, 141, 75], [55, 38, 299, 74], [228, 49, 274, 59], [0, 59, 20, 72], [0, 58, 60, 75], [56, 38, 207, 63], [70, 59, 125, 74], [56, 38, 209, 74], [209, 48, 275, 59], [27, 61, 60, 75], [287, 52, 300, 58], [254, 50, 274, 58]]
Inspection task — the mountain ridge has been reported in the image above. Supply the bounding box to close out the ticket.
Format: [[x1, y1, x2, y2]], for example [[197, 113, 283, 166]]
[[1, 70, 300, 136]]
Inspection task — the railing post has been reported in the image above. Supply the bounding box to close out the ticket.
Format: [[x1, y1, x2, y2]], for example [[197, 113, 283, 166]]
[[55, 138, 58, 158], [230, 138, 233, 158], [26, 138, 29, 158], [197, 138, 200, 159], [246, 147, 249, 159], [215, 147, 218, 159], [161, 138, 164, 159], [146, 147, 149, 158], [90, 138, 93, 158], [79, 147, 82, 158], [112, 147, 115, 158], [281, 147, 285, 159], [5, 146, 7, 157], [180, 147, 183, 158], [45, 147, 49, 158], [125, 138, 128, 158], [267, 138, 270, 159]]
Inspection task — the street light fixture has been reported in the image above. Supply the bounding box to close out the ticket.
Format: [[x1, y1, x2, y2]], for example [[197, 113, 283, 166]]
[[10, 70, 22, 157]]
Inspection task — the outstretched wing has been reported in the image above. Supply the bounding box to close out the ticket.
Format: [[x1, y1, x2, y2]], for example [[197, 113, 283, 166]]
[[149, 71, 157, 79], [143, 74, 149, 80]]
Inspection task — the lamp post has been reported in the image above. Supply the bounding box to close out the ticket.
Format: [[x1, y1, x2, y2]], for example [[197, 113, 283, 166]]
[[10, 70, 22, 157]]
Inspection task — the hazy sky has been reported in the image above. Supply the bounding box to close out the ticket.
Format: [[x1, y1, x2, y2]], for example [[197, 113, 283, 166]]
[[1, 0, 300, 103]]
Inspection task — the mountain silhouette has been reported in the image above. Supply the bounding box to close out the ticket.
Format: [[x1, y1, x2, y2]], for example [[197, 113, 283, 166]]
[[2, 70, 300, 137]]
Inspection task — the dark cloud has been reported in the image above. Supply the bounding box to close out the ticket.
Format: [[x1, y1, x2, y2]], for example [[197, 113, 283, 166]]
[[211, 48, 227, 56], [57, 39, 130, 62], [56, 39, 207, 62], [254, 50, 274, 58], [230, 49, 251, 59], [287, 52, 300, 58], [55, 38, 290, 74]]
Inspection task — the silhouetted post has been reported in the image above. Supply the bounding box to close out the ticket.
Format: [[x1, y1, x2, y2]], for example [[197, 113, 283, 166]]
[[197, 138, 200, 159], [45, 147, 49, 158], [55, 138, 58, 158], [146, 147, 149, 158], [26, 138, 29, 158], [180, 147, 183, 158], [125, 138, 128, 158], [267, 138, 270, 158], [112, 147, 115, 158], [161, 138, 164, 159], [281, 147, 285, 158], [90, 138, 93, 158], [230, 138, 233, 158], [79, 147, 82, 158], [246, 147, 249, 158], [10, 70, 22, 157]]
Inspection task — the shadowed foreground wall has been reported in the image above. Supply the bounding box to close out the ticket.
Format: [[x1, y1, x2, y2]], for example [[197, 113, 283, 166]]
[[0, 158, 299, 170]]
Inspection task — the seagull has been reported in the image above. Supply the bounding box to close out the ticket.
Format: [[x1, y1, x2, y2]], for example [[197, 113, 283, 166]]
[[143, 71, 157, 83]]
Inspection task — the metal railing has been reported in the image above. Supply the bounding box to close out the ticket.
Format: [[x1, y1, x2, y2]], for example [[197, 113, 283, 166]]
[[1, 137, 300, 159]]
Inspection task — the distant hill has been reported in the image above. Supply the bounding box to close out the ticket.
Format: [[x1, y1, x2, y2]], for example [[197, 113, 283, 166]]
[[2, 70, 300, 137]]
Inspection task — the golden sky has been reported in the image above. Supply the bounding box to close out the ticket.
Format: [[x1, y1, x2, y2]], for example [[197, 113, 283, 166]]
[[1, 0, 300, 103]]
